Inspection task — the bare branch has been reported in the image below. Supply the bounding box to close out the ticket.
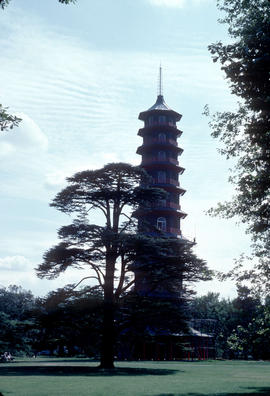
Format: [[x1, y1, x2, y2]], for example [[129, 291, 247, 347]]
[[119, 279, 135, 296], [72, 276, 99, 290], [85, 260, 105, 288]]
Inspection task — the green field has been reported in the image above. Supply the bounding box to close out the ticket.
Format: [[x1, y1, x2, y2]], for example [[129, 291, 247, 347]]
[[0, 358, 270, 396]]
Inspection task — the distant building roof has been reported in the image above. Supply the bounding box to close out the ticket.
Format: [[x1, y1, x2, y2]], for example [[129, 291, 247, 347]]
[[188, 327, 213, 338], [136, 326, 213, 338]]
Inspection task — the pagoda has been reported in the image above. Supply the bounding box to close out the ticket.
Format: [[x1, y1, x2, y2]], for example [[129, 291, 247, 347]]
[[119, 71, 215, 361], [136, 67, 187, 237]]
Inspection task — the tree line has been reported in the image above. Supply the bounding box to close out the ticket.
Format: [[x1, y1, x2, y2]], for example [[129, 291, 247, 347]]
[[189, 287, 270, 360], [1, 284, 270, 360], [206, 0, 270, 295]]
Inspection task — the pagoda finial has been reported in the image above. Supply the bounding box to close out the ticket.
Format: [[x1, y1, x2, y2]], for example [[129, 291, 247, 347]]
[[158, 64, 163, 97]]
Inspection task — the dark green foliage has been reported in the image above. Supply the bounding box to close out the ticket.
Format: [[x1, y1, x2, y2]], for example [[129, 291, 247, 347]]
[[134, 236, 212, 298], [119, 293, 189, 339], [117, 237, 210, 359], [0, 0, 76, 8], [58, 0, 76, 3], [226, 305, 270, 360], [189, 292, 235, 357], [0, 0, 9, 9], [0, 284, 103, 357], [0, 104, 21, 131], [206, 0, 270, 293], [116, 234, 210, 351], [50, 162, 165, 216], [0, 285, 35, 319], [35, 286, 103, 357], [0, 286, 37, 355], [188, 287, 270, 359]]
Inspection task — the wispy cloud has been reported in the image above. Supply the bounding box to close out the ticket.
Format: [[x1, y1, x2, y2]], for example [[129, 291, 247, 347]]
[[0, 113, 48, 158], [0, 255, 32, 272], [148, 0, 212, 8], [148, 0, 185, 7], [0, 141, 14, 157]]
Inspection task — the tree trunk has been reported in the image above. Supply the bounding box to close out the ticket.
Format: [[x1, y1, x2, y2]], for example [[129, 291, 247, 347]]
[[99, 300, 115, 368], [99, 257, 115, 369]]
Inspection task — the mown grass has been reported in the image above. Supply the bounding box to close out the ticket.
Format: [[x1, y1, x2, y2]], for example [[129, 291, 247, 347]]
[[0, 358, 270, 396]]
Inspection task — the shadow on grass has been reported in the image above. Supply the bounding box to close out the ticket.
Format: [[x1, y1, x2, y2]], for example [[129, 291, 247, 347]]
[[26, 359, 99, 364], [0, 365, 179, 377], [154, 388, 270, 396]]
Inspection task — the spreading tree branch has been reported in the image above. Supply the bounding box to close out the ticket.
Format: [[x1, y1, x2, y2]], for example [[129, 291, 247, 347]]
[[72, 276, 100, 290]]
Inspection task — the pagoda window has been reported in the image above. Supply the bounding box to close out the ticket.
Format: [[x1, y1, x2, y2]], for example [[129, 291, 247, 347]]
[[158, 151, 166, 161], [157, 217, 166, 231], [159, 115, 166, 125], [158, 171, 166, 183], [158, 133, 166, 142], [148, 116, 154, 126]]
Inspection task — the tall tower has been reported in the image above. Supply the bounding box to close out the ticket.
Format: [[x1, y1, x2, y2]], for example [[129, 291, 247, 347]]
[[136, 69, 187, 237]]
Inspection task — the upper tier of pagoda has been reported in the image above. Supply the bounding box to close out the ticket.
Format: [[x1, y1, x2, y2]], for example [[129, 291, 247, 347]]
[[139, 94, 182, 122], [136, 83, 187, 237]]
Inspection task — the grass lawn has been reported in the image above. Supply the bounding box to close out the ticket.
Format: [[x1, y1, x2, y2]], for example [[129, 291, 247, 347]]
[[0, 358, 270, 396]]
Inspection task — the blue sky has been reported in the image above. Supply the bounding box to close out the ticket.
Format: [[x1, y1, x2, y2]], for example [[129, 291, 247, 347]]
[[0, 0, 250, 297]]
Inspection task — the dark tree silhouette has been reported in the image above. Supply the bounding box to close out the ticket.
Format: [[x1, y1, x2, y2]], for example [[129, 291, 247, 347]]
[[36, 163, 166, 368], [206, 0, 270, 294]]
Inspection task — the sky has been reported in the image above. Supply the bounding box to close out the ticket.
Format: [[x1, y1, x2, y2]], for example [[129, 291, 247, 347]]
[[0, 0, 251, 298]]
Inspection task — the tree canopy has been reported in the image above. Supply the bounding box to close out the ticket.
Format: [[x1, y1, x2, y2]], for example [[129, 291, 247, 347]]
[[206, 0, 270, 293], [188, 287, 270, 359], [36, 163, 166, 295], [36, 163, 168, 368], [0, 285, 37, 355]]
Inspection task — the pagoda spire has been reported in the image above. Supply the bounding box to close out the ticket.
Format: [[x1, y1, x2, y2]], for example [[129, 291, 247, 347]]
[[158, 64, 163, 97]]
